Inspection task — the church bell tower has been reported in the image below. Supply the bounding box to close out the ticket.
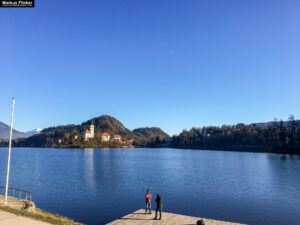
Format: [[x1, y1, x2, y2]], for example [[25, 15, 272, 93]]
[[90, 123, 94, 138]]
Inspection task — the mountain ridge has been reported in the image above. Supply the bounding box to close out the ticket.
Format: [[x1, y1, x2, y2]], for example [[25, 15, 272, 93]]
[[0, 122, 30, 140], [251, 120, 300, 129]]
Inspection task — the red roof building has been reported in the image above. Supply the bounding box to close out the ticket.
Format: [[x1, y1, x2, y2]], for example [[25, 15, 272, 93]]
[[101, 132, 111, 142], [113, 134, 121, 141], [81, 124, 95, 141]]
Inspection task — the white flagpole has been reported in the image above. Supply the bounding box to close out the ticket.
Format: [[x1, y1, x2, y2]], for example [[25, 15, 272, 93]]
[[4, 97, 15, 205]]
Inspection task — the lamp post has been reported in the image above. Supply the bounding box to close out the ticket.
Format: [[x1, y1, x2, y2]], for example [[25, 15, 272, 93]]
[[4, 97, 15, 205]]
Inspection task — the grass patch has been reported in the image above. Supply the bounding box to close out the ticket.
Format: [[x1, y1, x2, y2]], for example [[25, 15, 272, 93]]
[[0, 205, 84, 225]]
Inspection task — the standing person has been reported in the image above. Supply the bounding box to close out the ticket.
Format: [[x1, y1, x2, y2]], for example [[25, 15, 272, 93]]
[[155, 194, 162, 220], [145, 189, 152, 214]]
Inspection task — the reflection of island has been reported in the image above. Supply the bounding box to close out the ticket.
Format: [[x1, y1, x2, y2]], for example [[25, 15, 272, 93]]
[[99, 149, 114, 188], [84, 148, 96, 192], [83, 148, 123, 191], [83, 148, 132, 193]]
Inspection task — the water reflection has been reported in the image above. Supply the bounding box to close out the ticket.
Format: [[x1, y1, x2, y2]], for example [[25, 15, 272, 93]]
[[84, 148, 96, 192], [97, 148, 122, 189], [83, 148, 123, 191], [268, 153, 300, 161]]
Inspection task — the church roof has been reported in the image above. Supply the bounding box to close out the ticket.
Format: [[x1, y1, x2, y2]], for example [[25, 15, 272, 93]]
[[114, 135, 121, 138], [102, 132, 110, 136], [85, 129, 90, 134]]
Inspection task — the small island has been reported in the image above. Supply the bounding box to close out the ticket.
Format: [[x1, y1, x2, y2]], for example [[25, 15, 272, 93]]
[[3, 115, 170, 149]]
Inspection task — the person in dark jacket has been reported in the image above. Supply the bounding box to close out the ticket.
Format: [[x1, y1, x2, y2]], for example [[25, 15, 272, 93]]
[[154, 194, 162, 220]]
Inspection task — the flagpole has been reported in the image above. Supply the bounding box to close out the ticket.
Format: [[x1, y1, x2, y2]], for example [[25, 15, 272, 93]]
[[4, 97, 15, 205]]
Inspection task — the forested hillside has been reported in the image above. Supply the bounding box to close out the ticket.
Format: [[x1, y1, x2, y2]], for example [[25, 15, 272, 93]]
[[171, 115, 300, 154], [133, 127, 170, 147]]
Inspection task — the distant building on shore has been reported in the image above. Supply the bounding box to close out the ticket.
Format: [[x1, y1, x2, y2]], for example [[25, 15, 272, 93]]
[[83, 124, 94, 141], [113, 135, 121, 142], [101, 132, 110, 142]]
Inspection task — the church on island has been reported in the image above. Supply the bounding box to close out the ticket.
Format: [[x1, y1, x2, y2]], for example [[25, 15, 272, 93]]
[[80, 124, 121, 142], [83, 124, 95, 140]]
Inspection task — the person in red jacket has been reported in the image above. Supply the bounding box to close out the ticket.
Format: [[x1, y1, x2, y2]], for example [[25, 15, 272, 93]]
[[145, 189, 152, 214]]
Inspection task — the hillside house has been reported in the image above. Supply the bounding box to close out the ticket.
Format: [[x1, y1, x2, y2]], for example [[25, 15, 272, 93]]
[[101, 132, 110, 142], [113, 135, 121, 141]]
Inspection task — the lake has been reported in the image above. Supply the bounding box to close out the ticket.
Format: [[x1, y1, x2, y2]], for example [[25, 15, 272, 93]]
[[0, 148, 300, 225]]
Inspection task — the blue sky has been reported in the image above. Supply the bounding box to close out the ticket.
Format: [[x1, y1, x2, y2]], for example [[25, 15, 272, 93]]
[[0, 0, 299, 135]]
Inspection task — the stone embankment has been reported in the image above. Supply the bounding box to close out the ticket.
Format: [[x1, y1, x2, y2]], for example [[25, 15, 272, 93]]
[[0, 196, 35, 211]]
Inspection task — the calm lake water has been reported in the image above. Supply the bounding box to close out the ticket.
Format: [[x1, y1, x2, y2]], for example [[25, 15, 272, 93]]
[[0, 148, 300, 225]]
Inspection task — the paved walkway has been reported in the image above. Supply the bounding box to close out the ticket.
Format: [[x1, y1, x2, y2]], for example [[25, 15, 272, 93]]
[[106, 209, 245, 225], [0, 210, 51, 225]]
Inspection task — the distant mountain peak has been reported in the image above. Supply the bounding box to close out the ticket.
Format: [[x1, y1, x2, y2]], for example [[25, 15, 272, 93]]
[[0, 121, 29, 140], [25, 128, 42, 136]]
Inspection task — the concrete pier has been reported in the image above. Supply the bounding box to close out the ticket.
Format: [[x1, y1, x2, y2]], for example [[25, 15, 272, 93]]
[[106, 209, 245, 225]]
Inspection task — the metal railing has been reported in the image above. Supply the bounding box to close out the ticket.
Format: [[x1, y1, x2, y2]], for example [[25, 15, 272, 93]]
[[0, 186, 32, 202]]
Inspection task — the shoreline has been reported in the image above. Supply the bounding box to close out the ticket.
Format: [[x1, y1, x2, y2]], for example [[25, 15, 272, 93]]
[[0, 145, 299, 155]]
